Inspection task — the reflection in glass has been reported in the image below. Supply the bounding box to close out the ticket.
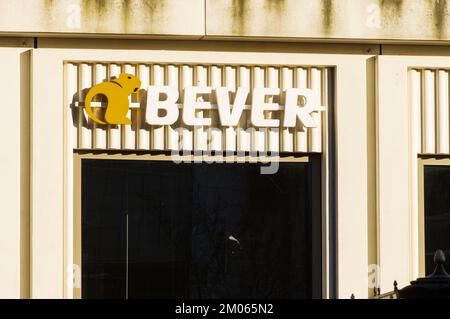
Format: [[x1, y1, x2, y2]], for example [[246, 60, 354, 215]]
[[424, 166, 450, 273], [82, 160, 318, 298]]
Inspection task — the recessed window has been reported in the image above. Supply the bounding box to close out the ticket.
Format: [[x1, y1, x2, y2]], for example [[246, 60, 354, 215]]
[[424, 166, 450, 273], [81, 159, 321, 298]]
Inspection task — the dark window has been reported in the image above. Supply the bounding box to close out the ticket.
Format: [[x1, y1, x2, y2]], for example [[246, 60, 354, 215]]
[[424, 166, 450, 273], [82, 159, 321, 298]]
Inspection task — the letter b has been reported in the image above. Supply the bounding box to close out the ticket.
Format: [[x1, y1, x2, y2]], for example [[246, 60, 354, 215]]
[[146, 86, 179, 125]]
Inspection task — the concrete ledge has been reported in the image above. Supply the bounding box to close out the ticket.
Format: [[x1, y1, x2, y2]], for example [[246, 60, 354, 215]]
[[0, 0, 204, 37], [206, 0, 450, 42], [2, 0, 450, 43]]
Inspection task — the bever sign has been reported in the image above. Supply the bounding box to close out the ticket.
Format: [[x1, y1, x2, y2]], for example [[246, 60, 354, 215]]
[[147, 86, 325, 128], [84, 73, 325, 128]]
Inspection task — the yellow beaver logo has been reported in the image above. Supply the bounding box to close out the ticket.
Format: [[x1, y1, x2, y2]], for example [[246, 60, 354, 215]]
[[84, 73, 141, 125]]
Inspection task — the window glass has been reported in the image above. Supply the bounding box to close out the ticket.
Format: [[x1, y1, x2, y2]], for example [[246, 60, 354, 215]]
[[424, 166, 450, 273], [82, 160, 319, 298]]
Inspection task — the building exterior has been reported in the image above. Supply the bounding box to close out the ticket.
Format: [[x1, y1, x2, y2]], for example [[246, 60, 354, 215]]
[[1, 0, 450, 299]]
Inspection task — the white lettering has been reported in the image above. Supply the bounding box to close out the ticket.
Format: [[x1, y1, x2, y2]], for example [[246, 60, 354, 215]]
[[366, 4, 381, 30], [183, 86, 212, 126], [284, 88, 324, 128], [146, 86, 179, 125], [66, 4, 81, 30], [143, 86, 324, 129], [251, 87, 280, 127], [215, 86, 248, 126]]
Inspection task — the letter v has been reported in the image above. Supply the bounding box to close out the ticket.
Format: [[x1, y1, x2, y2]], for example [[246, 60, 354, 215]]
[[215, 87, 249, 126]]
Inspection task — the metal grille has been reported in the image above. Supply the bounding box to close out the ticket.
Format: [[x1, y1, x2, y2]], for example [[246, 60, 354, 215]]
[[65, 62, 330, 153]]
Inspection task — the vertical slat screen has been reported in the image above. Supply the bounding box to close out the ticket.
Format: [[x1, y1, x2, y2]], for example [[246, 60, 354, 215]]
[[267, 66, 280, 153], [181, 65, 194, 151], [93, 64, 107, 149], [78, 64, 92, 149], [252, 66, 265, 152], [167, 65, 180, 150], [437, 70, 449, 153], [137, 65, 150, 150], [65, 63, 78, 149], [209, 65, 222, 152], [224, 66, 237, 151], [238, 66, 251, 152], [410, 68, 450, 155], [151, 64, 165, 150], [423, 70, 436, 153], [295, 68, 309, 152], [310, 68, 322, 152], [66, 62, 330, 153], [194, 65, 208, 151], [281, 67, 294, 152], [108, 64, 121, 149], [123, 64, 136, 150]]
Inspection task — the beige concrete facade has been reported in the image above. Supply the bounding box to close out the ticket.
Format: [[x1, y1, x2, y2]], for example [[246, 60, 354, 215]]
[[2, 1, 450, 42], [1, 0, 450, 300], [0, 48, 30, 299], [0, 0, 205, 38], [206, 0, 450, 42]]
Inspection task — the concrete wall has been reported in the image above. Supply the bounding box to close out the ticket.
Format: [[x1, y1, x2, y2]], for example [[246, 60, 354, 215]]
[[206, 0, 450, 42], [0, 44, 373, 299], [0, 0, 205, 38], [0, 48, 30, 299], [2, 0, 450, 300], [1, 1, 450, 43]]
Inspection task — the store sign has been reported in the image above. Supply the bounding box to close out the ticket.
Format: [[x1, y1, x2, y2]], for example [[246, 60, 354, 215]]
[[85, 73, 325, 128], [147, 86, 325, 128], [85, 73, 141, 125]]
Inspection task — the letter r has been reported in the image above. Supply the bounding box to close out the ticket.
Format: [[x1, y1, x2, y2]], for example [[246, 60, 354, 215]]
[[284, 88, 322, 128]]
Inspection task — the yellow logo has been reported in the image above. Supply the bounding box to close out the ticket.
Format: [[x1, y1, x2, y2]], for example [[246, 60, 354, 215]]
[[84, 73, 141, 125]]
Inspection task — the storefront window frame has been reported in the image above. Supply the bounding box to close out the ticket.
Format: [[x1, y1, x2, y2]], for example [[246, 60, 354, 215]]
[[73, 152, 322, 299], [417, 156, 450, 276], [30, 46, 370, 298]]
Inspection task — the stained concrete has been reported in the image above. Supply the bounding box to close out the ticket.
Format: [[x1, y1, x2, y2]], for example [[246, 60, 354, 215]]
[[1, 0, 450, 42]]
